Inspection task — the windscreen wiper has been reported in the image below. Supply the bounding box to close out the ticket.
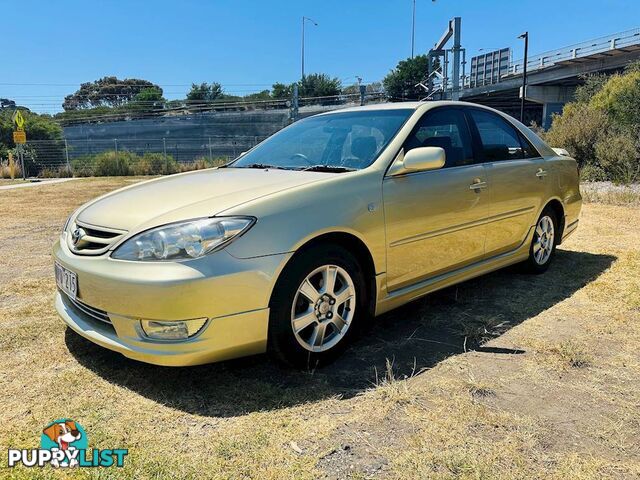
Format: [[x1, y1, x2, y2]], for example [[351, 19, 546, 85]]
[[302, 165, 356, 173], [237, 163, 291, 170]]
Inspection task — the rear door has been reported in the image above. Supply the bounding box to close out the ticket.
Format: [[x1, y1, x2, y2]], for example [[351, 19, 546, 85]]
[[383, 107, 489, 291], [466, 108, 547, 258]]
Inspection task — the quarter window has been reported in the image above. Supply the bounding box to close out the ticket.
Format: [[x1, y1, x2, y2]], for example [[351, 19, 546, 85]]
[[518, 132, 541, 159], [469, 109, 524, 162], [404, 108, 474, 167]]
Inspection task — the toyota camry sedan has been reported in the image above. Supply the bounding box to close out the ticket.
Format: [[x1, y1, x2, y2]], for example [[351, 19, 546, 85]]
[[54, 101, 581, 367]]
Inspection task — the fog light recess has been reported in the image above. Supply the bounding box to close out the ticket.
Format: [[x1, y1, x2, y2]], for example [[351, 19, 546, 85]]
[[140, 318, 208, 340]]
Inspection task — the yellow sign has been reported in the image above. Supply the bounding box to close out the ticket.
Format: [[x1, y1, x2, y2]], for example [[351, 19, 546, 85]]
[[12, 110, 25, 131], [13, 130, 26, 144]]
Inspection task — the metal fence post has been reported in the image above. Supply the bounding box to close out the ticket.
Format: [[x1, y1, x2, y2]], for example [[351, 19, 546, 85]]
[[114, 139, 118, 172], [208, 137, 213, 163], [18, 144, 26, 180], [163, 137, 167, 173], [64, 138, 71, 174]]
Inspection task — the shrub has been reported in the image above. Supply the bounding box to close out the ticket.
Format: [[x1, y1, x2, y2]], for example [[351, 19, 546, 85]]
[[0, 159, 21, 179], [39, 165, 73, 178], [545, 102, 609, 170], [594, 131, 640, 184], [70, 155, 96, 177], [590, 70, 640, 129], [545, 65, 640, 184], [93, 151, 134, 176], [130, 152, 178, 175]]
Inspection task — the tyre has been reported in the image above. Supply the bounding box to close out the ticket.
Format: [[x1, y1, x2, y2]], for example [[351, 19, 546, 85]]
[[522, 207, 558, 274], [268, 244, 367, 368]]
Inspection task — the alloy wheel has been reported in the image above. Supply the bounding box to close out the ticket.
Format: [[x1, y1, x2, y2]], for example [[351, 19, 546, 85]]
[[290, 264, 356, 352], [533, 215, 555, 265]]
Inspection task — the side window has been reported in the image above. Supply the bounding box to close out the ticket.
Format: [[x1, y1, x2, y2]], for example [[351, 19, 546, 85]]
[[404, 108, 474, 167], [469, 109, 524, 162], [517, 131, 541, 159]]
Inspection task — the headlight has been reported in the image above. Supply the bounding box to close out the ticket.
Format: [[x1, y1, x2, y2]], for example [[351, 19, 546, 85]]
[[62, 214, 73, 234], [111, 217, 255, 261]]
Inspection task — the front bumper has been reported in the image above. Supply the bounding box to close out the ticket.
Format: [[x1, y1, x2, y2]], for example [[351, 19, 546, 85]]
[[53, 239, 292, 366]]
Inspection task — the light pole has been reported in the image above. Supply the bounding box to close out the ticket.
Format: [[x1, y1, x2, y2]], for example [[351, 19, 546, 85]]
[[301, 16, 318, 79], [518, 31, 529, 123], [411, 0, 435, 59]]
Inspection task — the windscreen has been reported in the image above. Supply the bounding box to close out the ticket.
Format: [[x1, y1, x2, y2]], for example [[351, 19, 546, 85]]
[[230, 109, 413, 171]]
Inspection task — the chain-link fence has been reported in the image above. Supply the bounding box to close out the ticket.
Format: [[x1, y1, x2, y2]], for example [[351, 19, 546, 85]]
[[11, 135, 268, 177]]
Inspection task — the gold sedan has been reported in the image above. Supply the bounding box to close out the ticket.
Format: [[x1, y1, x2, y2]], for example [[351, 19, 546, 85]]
[[53, 101, 581, 367]]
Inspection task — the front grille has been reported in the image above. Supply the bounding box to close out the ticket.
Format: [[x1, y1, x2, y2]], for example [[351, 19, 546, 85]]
[[67, 220, 126, 256], [64, 293, 112, 326]]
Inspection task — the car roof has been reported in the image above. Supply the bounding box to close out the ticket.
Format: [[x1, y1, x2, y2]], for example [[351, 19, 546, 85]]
[[316, 100, 491, 115]]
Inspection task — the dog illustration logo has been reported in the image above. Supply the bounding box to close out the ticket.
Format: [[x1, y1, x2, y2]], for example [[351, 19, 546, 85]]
[[8, 418, 127, 468], [40, 419, 87, 467]]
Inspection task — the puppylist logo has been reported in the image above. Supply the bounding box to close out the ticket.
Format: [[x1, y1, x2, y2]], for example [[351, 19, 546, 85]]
[[7, 419, 128, 468]]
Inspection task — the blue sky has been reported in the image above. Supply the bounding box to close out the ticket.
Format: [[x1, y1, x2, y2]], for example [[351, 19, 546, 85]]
[[3, 0, 639, 113]]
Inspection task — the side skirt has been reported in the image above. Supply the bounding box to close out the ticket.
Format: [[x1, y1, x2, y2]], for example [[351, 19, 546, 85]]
[[374, 225, 535, 316]]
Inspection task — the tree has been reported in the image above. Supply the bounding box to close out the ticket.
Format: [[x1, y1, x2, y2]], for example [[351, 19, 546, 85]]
[[299, 73, 341, 99], [186, 82, 224, 104], [271, 82, 292, 99], [383, 55, 429, 101], [62, 77, 163, 110], [0, 108, 64, 175], [590, 69, 640, 129], [132, 87, 166, 111], [0, 98, 16, 110], [134, 87, 164, 103]]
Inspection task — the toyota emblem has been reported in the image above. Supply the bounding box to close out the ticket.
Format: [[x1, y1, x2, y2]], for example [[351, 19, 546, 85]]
[[71, 227, 86, 246]]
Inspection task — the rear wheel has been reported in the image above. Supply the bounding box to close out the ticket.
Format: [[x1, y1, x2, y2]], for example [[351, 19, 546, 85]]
[[268, 244, 367, 368], [522, 207, 558, 274]]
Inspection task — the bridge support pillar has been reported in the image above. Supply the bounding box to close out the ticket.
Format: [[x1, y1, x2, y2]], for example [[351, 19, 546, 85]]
[[521, 85, 576, 129]]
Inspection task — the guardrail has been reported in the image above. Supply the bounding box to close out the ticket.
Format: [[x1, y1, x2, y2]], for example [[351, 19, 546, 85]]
[[507, 27, 640, 77]]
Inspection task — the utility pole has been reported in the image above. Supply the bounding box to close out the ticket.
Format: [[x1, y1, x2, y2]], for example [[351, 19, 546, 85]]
[[290, 83, 299, 122], [357, 76, 366, 106], [518, 31, 529, 123], [411, 0, 416, 58], [301, 16, 318, 79], [411, 0, 436, 59]]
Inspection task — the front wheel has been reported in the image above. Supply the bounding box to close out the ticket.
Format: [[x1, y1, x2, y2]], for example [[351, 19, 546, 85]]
[[268, 244, 367, 368], [522, 207, 558, 274]]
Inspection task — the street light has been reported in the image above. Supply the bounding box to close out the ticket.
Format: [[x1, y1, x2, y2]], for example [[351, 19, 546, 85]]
[[411, 0, 436, 58], [301, 16, 318, 79], [518, 31, 529, 123]]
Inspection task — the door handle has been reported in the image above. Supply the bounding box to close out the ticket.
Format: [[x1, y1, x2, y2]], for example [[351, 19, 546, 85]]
[[469, 180, 487, 190], [536, 168, 548, 178]]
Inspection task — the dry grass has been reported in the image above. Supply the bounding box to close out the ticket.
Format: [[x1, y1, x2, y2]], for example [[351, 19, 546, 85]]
[[1, 177, 639, 479], [581, 181, 640, 206], [0, 178, 28, 186]]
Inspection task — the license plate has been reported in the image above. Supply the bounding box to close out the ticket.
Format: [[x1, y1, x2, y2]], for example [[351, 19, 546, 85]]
[[55, 262, 78, 300]]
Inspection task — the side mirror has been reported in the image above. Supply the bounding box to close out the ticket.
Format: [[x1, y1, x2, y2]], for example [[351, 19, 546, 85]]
[[402, 146, 445, 172]]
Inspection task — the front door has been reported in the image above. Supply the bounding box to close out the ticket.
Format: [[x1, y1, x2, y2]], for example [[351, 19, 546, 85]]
[[383, 107, 489, 292]]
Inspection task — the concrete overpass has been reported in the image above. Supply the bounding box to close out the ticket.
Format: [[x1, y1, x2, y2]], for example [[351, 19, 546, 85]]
[[441, 28, 640, 127]]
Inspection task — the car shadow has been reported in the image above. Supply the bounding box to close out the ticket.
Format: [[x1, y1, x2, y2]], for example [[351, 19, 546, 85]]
[[66, 249, 615, 418]]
